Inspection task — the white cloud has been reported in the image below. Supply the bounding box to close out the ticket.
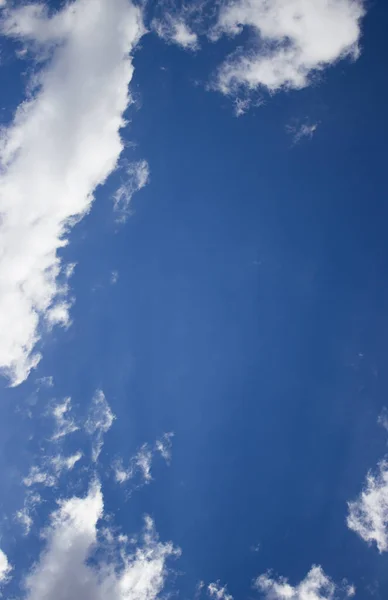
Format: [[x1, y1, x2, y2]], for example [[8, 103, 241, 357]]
[[23, 452, 82, 488], [36, 375, 54, 389], [113, 160, 150, 219], [208, 582, 233, 600], [51, 397, 79, 441], [0, 549, 11, 584], [155, 432, 174, 463], [212, 0, 365, 96], [152, 16, 198, 50], [22, 482, 179, 600], [286, 121, 319, 144], [255, 565, 349, 600], [0, 0, 144, 385], [114, 444, 153, 485], [86, 389, 115, 462], [347, 459, 388, 552], [23, 466, 57, 488], [113, 433, 174, 485], [15, 491, 42, 535], [378, 407, 388, 433], [111, 270, 119, 285]]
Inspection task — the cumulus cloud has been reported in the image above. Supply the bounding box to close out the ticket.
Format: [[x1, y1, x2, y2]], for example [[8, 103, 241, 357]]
[[113, 160, 150, 219], [212, 0, 365, 96], [347, 460, 388, 552], [86, 389, 115, 462], [0, 549, 11, 584], [152, 16, 198, 49], [0, 0, 144, 385], [21, 481, 179, 600], [255, 565, 352, 600]]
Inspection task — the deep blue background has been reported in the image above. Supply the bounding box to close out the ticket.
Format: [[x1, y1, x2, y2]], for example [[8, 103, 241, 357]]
[[1, 0, 388, 598]]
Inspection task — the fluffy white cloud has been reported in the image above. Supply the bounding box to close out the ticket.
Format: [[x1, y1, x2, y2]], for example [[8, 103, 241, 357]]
[[86, 389, 115, 462], [255, 566, 352, 600], [0, 549, 11, 584], [212, 0, 365, 95], [22, 481, 179, 600], [0, 0, 144, 385], [152, 16, 198, 50], [114, 160, 150, 220], [347, 460, 388, 552]]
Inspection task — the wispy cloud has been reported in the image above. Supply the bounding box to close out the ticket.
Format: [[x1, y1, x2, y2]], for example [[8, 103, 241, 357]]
[[15, 491, 41, 535], [113, 160, 150, 220], [23, 452, 83, 488], [152, 15, 199, 50], [51, 397, 79, 441], [378, 407, 388, 433], [113, 433, 174, 485], [347, 459, 388, 552], [0, 0, 144, 385], [212, 0, 365, 98], [286, 121, 319, 144], [86, 389, 115, 462]]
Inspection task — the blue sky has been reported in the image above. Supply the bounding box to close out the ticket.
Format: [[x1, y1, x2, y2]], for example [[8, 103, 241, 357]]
[[0, 0, 388, 599]]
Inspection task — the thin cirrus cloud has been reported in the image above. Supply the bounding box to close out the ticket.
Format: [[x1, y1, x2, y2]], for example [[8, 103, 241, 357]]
[[113, 159, 150, 220], [113, 432, 174, 485], [347, 459, 388, 553], [85, 389, 116, 462], [0, 0, 144, 386], [50, 397, 79, 441], [211, 0, 365, 96], [286, 121, 319, 144]]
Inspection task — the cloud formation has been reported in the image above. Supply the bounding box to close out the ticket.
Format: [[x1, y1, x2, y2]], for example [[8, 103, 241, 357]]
[[51, 397, 79, 441], [255, 566, 354, 600], [113, 160, 150, 220], [286, 121, 319, 144], [212, 0, 365, 95], [0, 0, 144, 385], [21, 481, 179, 600], [347, 460, 388, 552], [0, 549, 11, 584], [113, 433, 174, 485], [86, 389, 115, 462], [152, 15, 199, 49]]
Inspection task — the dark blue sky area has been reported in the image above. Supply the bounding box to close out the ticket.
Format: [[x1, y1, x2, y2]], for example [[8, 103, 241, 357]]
[[2, 1, 388, 599]]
